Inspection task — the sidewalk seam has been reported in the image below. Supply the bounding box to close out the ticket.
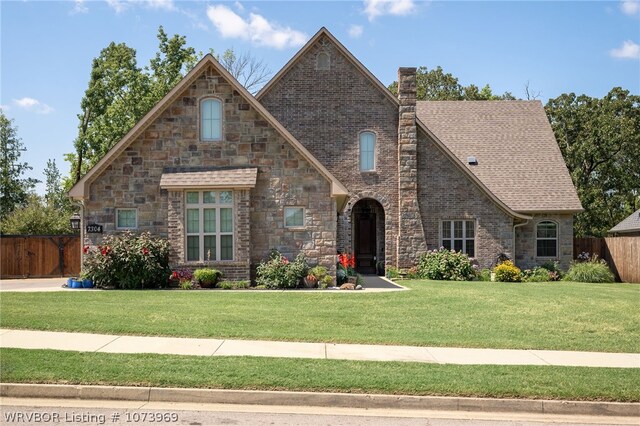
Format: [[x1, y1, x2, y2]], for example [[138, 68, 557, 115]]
[[93, 336, 122, 353], [211, 340, 225, 356], [528, 350, 551, 366]]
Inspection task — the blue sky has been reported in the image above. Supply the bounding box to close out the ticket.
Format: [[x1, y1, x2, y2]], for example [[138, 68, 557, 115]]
[[1, 0, 639, 194]]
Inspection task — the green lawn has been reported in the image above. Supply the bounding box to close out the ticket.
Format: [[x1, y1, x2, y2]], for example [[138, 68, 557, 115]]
[[1, 280, 638, 352], [2, 348, 638, 402]]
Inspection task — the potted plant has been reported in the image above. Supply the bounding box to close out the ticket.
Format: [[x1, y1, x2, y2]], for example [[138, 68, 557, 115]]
[[193, 268, 222, 288], [376, 261, 385, 276], [170, 269, 193, 289], [303, 272, 318, 288]]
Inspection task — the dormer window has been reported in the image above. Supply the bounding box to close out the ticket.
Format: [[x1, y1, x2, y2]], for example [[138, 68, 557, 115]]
[[200, 98, 222, 141], [316, 52, 330, 70]]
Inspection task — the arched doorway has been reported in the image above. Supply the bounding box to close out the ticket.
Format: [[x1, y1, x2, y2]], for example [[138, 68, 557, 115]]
[[351, 199, 385, 274]]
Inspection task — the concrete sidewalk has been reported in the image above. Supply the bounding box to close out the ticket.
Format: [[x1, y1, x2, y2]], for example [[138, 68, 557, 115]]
[[1, 329, 638, 368]]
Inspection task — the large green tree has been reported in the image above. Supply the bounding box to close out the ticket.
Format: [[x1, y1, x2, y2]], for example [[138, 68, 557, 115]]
[[545, 88, 640, 237], [388, 66, 515, 100], [0, 194, 73, 235], [0, 111, 38, 217]]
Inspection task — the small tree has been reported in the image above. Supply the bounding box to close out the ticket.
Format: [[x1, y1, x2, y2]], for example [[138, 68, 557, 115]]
[[0, 194, 73, 235]]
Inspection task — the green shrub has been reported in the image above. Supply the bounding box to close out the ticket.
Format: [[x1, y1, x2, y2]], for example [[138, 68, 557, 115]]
[[180, 280, 193, 290], [565, 260, 615, 283], [476, 268, 492, 281], [82, 231, 170, 289], [540, 261, 563, 281], [218, 280, 250, 289], [522, 267, 552, 282], [309, 266, 329, 280], [417, 248, 476, 281], [493, 260, 522, 282], [193, 268, 222, 288], [336, 263, 348, 284], [386, 266, 401, 279], [406, 266, 420, 279], [320, 275, 333, 288], [255, 249, 308, 289]]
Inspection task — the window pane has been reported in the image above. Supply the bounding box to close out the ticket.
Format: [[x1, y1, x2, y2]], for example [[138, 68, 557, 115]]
[[211, 119, 221, 140], [285, 207, 304, 227], [442, 240, 451, 250], [465, 240, 475, 257], [203, 209, 216, 233], [203, 191, 216, 204], [454, 239, 463, 252], [360, 132, 375, 171], [220, 208, 233, 232], [202, 99, 212, 119], [204, 236, 216, 261], [454, 221, 463, 238], [537, 239, 557, 257], [465, 221, 475, 238], [537, 222, 557, 238], [219, 191, 233, 204], [442, 221, 451, 239], [220, 235, 233, 260], [117, 210, 136, 228], [186, 192, 199, 204], [186, 209, 199, 234], [201, 99, 222, 140], [187, 236, 199, 261]]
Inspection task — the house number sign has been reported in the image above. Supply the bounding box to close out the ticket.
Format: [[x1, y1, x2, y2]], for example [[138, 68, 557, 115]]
[[86, 224, 103, 234]]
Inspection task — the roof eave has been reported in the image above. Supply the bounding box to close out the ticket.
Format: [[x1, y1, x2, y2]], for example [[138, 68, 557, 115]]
[[516, 208, 585, 215]]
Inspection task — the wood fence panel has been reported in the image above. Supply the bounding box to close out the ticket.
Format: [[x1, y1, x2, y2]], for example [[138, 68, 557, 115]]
[[573, 237, 606, 259], [0, 235, 80, 279], [604, 236, 640, 284]]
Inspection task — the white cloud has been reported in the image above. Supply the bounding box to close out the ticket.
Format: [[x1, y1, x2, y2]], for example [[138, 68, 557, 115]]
[[621, 0, 640, 15], [106, 0, 129, 14], [146, 0, 175, 11], [234, 1, 244, 12], [206, 4, 308, 49], [106, 0, 175, 13], [363, 0, 415, 21], [610, 40, 640, 59], [71, 0, 88, 14], [348, 24, 363, 38], [13, 97, 54, 114]]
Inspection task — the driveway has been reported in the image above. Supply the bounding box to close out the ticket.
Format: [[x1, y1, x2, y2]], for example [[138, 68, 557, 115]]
[[0, 278, 74, 292]]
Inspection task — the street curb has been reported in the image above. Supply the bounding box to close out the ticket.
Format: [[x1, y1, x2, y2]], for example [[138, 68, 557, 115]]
[[2, 383, 639, 417]]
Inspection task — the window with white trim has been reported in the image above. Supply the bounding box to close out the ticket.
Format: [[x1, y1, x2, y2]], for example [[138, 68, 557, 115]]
[[441, 220, 475, 257], [200, 98, 222, 141], [284, 207, 305, 228], [116, 208, 137, 230], [536, 221, 558, 258], [359, 131, 375, 171], [185, 190, 234, 261]]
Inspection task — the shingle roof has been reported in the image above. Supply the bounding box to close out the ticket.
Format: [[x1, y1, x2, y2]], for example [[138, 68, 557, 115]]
[[416, 101, 583, 213], [160, 168, 258, 189], [609, 209, 640, 234]]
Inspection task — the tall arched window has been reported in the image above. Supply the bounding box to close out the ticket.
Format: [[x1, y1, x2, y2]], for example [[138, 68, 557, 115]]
[[359, 131, 376, 171], [200, 98, 222, 141], [536, 221, 558, 257]]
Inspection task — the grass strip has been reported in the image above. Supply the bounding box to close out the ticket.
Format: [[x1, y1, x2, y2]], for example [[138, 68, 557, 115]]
[[1, 281, 638, 353], [1, 348, 638, 402]]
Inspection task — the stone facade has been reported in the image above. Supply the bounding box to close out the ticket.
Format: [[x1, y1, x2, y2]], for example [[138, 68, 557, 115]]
[[515, 214, 574, 270], [83, 64, 336, 280]]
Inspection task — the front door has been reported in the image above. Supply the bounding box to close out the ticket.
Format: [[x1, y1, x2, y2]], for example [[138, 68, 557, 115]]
[[354, 213, 376, 274]]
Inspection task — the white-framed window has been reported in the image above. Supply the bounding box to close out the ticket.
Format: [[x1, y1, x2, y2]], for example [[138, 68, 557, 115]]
[[359, 131, 376, 171], [441, 220, 475, 257], [284, 207, 305, 228], [200, 98, 222, 141], [536, 221, 558, 258], [116, 208, 137, 230], [185, 190, 234, 262]]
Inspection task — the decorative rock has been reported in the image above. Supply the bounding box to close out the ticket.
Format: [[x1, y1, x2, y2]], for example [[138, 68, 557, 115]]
[[340, 283, 355, 290], [355, 284, 363, 290]]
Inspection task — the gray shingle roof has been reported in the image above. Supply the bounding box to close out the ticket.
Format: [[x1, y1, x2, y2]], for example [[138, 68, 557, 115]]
[[609, 209, 640, 234], [416, 100, 583, 213], [160, 168, 258, 189]]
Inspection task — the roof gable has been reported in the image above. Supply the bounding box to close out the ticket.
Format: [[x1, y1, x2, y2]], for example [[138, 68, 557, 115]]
[[609, 209, 640, 234], [69, 54, 348, 200], [256, 27, 398, 106]]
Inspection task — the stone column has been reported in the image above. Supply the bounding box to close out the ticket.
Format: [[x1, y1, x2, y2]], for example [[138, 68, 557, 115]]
[[397, 67, 426, 268]]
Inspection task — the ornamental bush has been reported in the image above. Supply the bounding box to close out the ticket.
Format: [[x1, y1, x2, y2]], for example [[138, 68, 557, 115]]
[[193, 268, 222, 288], [82, 231, 170, 289], [255, 249, 309, 289], [493, 260, 522, 282], [417, 248, 476, 281], [565, 258, 615, 283]]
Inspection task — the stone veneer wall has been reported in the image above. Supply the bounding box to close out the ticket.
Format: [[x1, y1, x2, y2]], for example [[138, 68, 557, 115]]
[[83, 64, 336, 281], [259, 35, 401, 266], [417, 131, 515, 269], [515, 214, 574, 270]]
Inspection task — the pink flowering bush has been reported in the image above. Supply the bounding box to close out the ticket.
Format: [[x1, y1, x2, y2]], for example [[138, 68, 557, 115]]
[[417, 247, 477, 281], [82, 231, 170, 289], [256, 249, 308, 289]]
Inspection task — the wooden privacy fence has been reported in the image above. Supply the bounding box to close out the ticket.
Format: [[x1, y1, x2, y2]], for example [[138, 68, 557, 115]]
[[0, 235, 80, 279], [574, 236, 640, 283]]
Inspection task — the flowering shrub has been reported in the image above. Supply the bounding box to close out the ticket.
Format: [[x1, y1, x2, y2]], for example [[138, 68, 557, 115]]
[[338, 253, 356, 276], [565, 256, 614, 283], [417, 248, 476, 281], [83, 231, 170, 289], [255, 249, 309, 289], [171, 268, 193, 284], [493, 260, 522, 282]]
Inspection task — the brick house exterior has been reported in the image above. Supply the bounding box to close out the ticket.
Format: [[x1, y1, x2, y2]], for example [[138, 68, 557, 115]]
[[70, 28, 582, 280]]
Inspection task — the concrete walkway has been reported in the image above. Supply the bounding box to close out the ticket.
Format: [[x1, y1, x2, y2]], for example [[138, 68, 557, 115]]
[[1, 329, 638, 368]]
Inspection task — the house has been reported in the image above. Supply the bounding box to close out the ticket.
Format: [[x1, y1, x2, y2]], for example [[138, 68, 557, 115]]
[[609, 209, 640, 236], [69, 27, 582, 281]]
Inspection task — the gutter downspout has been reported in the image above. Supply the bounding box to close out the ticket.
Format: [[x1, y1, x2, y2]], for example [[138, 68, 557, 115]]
[[513, 216, 531, 265]]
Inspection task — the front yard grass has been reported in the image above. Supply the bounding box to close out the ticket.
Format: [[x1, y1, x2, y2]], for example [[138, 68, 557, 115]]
[[1, 280, 638, 353], [1, 348, 638, 402]]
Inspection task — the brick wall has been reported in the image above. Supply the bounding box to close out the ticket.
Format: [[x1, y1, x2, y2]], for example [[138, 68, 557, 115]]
[[515, 214, 574, 270], [83, 64, 336, 281]]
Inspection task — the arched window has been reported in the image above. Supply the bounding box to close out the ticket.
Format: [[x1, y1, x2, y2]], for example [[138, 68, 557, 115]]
[[536, 221, 558, 258], [200, 98, 222, 141], [359, 132, 376, 171], [316, 52, 330, 70]]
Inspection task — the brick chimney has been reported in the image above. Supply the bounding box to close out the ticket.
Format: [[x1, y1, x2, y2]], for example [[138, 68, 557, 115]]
[[397, 67, 426, 267]]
